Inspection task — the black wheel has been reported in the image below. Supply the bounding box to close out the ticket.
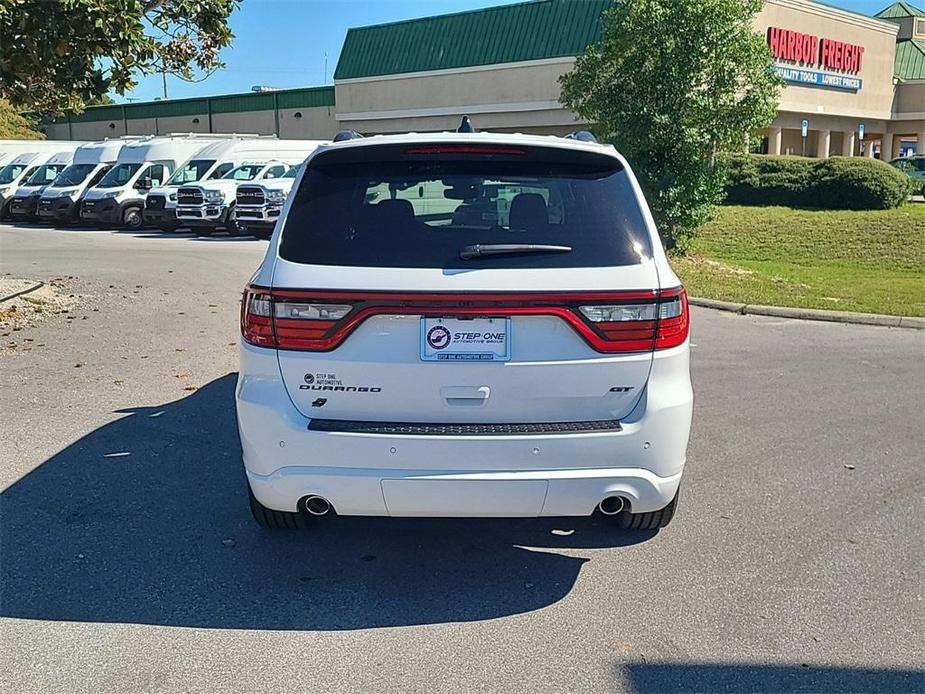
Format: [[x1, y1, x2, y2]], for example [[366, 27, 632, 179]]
[[248, 485, 309, 529], [616, 490, 679, 530], [123, 206, 144, 230], [225, 207, 247, 236]]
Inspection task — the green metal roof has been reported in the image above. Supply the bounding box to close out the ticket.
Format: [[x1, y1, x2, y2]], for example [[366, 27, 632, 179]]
[[875, 2, 925, 19], [894, 38, 925, 79], [44, 86, 335, 124], [334, 0, 613, 80]]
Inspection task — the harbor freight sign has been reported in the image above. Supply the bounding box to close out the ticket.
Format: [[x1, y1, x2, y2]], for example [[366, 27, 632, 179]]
[[767, 27, 865, 74], [773, 65, 863, 92]]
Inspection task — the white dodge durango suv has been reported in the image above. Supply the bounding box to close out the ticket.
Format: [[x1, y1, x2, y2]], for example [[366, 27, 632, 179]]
[[237, 126, 692, 530]]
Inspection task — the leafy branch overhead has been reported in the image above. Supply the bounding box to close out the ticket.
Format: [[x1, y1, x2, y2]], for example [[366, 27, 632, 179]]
[[560, 0, 780, 252], [0, 0, 239, 115]]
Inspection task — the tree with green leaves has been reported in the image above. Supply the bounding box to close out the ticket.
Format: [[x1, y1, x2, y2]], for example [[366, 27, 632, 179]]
[[0, 99, 44, 139], [560, 0, 780, 252], [0, 0, 238, 115]]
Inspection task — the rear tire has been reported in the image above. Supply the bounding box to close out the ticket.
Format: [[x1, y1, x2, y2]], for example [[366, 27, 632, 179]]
[[616, 490, 679, 530], [248, 485, 308, 529]]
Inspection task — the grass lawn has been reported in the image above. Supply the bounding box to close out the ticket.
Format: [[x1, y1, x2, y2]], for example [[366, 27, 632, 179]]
[[672, 205, 925, 317]]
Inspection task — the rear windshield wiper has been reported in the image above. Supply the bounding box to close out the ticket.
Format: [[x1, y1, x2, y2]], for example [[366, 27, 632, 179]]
[[459, 243, 572, 260]]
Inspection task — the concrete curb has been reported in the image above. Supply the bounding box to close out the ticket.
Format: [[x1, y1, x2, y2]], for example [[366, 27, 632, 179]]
[[689, 297, 924, 330], [0, 281, 44, 304]]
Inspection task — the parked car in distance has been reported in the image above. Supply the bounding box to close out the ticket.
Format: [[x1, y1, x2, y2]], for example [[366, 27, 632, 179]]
[[37, 139, 127, 225], [233, 164, 302, 239], [79, 135, 223, 229], [237, 127, 693, 530], [889, 154, 925, 197], [143, 135, 278, 231], [175, 140, 324, 237]]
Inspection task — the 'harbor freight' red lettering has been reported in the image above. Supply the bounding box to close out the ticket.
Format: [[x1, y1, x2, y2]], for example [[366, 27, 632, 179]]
[[767, 27, 864, 74]]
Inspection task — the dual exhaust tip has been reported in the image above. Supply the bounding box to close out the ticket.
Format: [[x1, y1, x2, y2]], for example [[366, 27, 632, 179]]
[[597, 496, 626, 516]]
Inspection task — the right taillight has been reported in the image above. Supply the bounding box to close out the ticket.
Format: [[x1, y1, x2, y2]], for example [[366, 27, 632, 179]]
[[577, 288, 689, 351], [654, 288, 689, 350]]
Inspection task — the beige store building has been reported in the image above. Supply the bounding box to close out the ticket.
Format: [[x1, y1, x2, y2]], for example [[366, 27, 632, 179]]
[[41, 0, 925, 160]]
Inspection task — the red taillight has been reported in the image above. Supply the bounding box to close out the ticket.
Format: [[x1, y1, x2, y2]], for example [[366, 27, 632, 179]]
[[240, 286, 690, 353], [654, 289, 689, 349], [240, 290, 274, 347]]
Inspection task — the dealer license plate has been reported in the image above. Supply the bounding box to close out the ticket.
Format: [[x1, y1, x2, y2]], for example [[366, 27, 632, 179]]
[[420, 317, 511, 362]]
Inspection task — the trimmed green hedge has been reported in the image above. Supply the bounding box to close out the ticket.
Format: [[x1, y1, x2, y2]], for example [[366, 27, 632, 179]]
[[722, 154, 914, 209]]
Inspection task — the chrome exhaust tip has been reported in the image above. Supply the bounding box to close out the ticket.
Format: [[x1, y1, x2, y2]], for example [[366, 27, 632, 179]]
[[598, 496, 625, 516], [303, 495, 332, 516]]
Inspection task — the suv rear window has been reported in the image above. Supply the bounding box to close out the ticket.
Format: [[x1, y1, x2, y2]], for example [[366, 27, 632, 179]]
[[280, 144, 653, 269]]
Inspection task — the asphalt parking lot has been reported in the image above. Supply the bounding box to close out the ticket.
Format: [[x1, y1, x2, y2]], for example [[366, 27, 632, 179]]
[[1, 223, 923, 694]]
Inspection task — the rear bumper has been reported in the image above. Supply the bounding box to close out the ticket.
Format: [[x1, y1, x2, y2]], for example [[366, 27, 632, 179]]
[[246, 465, 682, 518], [236, 341, 693, 517]]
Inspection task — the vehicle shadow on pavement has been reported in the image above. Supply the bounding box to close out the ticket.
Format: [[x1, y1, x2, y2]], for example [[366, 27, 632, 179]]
[[0, 374, 655, 631], [621, 662, 925, 693]]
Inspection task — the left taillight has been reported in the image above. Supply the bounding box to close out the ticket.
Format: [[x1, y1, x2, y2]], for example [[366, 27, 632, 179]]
[[241, 287, 355, 350], [241, 288, 275, 347]]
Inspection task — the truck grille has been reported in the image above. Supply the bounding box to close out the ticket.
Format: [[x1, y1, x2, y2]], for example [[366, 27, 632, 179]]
[[146, 194, 165, 210], [177, 188, 203, 205], [237, 186, 265, 206]]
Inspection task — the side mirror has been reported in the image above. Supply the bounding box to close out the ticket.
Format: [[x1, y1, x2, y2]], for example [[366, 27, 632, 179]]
[[136, 176, 152, 191]]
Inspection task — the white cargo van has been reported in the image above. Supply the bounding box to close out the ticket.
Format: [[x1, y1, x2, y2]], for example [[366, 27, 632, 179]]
[[0, 146, 80, 220], [37, 140, 127, 225], [233, 164, 302, 239], [175, 140, 324, 236], [0, 140, 87, 159], [143, 135, 276, 231], [7, 150, 81, 221], [80, 135, 223, 229]]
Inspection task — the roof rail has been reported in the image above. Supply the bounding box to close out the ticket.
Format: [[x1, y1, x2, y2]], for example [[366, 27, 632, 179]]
[[457, 115, 476, 133], [161, 132, 276, 139], [333, 130, 364, 142], [564, 130, 598, 143]]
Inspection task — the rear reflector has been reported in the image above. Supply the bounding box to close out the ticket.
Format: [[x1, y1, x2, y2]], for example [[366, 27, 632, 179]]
[[241, 287, 690, 353]]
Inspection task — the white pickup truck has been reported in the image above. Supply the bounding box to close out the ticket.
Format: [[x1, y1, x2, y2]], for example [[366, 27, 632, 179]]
[[232, 165, 301, 239], [175, 160, 291, 236]]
